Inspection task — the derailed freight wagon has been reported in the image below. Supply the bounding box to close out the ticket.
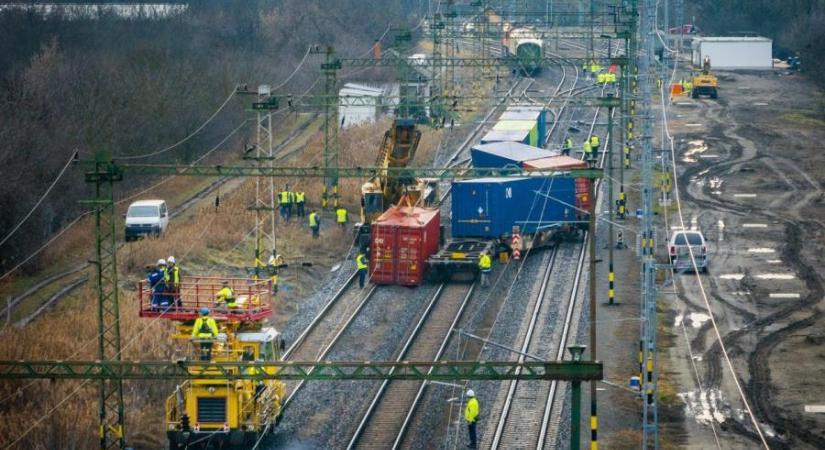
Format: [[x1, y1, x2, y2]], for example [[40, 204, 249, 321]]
[[499, 107, 547, 143], [370, 205, 440, 286], [523, 155, 592, 225], [428, 175, 578, 280], [480, 119, 545, 147], [470, 141, 559, 169]]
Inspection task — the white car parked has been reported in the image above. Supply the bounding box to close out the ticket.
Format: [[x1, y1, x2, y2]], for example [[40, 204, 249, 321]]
[[669, 230, 708, 273], [125, 200, 169, 241]]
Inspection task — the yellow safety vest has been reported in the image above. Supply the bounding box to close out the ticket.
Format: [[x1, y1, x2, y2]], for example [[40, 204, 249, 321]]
[[591, 136, 600, 147], [464, 397, 479, 423], [216, 287, 236, 308], [583, 141, 592, 154], [169, 265, 180, 286], [279, 191, 290, 204], [336, 208, 347, 224], [356, 254, 368, 270], [161, 267, 169, 282], [296, 192, 305, 203], [309, 212, 319, 227], [478, 254, 491, 270], [564, 138, 573, 149], [192, 317, 218, 338]]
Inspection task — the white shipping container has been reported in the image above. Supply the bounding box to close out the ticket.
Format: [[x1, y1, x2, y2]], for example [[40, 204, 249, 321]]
[[692, 37, 773, 70]]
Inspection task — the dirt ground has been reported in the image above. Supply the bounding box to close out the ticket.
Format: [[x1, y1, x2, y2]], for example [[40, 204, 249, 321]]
[[660, 66, 825, 449]]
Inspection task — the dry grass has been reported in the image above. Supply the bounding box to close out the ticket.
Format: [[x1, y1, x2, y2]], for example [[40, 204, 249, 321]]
[[0, 116, 419, 449]]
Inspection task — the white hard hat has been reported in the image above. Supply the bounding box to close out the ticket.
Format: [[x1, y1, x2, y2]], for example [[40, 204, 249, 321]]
[[466, 389, 475, 397], [167, 256, 176, 264], [157, 258, 166, 266]]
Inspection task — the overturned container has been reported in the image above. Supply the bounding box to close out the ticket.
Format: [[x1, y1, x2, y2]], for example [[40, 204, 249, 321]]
[[523, 155, 592, 227], [470, 142, 559, 169], [499, 106, 547, 144], [450, 176, 576, 239], [370, 205, 441, 286], [481, 119, 543, 147]]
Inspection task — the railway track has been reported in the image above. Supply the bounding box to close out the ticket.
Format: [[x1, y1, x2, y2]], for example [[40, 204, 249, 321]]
[[346, 282, 476, 450], [331, 55, 583, 450], [476, 39, 622, 448], [2, 113, 320, 325], [280, 273, 375, 407]]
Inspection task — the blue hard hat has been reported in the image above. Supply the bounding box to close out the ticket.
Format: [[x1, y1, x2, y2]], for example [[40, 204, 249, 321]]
[[199, 307, 209, 316]]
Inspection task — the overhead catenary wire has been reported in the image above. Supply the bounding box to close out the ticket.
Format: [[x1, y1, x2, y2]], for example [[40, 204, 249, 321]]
[[0, 151, 77, 249], [659, 54, 770, 449], [116, 86, 239, 160]]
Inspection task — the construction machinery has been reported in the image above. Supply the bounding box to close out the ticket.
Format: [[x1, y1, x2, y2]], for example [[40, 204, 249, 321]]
[[358, 119, 437, 247], [692, 56, 718, 99], [138, 277, 286, 450]]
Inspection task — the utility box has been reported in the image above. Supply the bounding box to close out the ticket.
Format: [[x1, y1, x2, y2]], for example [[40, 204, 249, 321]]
[[691, 37, 773, 70]]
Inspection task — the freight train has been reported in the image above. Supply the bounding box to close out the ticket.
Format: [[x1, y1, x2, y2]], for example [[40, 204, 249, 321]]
[[370, 106, 592, 284], [502, 26, 544, 74]]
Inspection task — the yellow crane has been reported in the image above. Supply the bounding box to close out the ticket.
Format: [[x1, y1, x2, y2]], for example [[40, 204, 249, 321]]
[[359, 119, 435, 225]]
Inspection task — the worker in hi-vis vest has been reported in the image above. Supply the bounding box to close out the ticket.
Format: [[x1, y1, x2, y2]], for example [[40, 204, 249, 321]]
[[309, 210, 320, 238], [356, 251, 369, 288], [464, 389, 479, 449]]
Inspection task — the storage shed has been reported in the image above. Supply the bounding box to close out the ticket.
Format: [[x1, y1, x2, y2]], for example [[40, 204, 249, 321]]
[[691, 37, 773, 70], [338, 83, 399, 128]]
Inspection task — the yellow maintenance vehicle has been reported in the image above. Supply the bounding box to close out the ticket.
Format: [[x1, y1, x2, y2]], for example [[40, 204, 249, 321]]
[[138, 277, 285, 449], [692, 56, 719, 99]]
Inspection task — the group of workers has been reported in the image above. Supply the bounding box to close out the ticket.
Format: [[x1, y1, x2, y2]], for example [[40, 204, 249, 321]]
[[582, 134, 601, 166], [307, 205, 349, 238], [279, 184, 307, 221], [148, 256, 181, 309], [560, 134, 601, 165]]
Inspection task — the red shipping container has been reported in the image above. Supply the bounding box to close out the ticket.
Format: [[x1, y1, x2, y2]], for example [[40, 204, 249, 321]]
[[370, 205, 441, 286], [523, 156, 592, 216]]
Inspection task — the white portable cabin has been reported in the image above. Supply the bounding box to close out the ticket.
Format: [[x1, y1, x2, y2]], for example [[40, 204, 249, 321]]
[[691, 37, 773, 70], [338, 83, 386, 129]]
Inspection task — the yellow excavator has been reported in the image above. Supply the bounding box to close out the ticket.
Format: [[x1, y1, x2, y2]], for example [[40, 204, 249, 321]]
[[692, 56, 718, 99]]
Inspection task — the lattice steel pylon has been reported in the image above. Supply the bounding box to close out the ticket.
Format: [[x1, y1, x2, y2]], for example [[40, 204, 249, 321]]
[[251, 84, 278, 279], [638, 0, 659, 447], [83, 154, 126, 449], [443, 0, 458, 98], [312, 46, 341, 208]]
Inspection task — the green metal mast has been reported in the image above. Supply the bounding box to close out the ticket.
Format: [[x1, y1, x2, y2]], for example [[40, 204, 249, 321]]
[[82, 153, 126, 450], [313, 45, 341, 209]]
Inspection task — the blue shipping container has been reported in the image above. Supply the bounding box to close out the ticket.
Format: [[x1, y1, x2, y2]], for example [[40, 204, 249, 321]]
[[451, 176, 577, 238], [471, 142, 559, 169], [500, 107, 547, 146]]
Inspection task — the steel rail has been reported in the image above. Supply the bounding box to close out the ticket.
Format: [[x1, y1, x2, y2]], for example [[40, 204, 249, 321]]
[[489, 247, 560, 448], [281, 283, 378, 410], [345, 282, 476, 449]]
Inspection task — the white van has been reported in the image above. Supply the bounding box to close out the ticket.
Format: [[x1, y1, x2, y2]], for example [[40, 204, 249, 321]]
[[125, 200, 169, 241]]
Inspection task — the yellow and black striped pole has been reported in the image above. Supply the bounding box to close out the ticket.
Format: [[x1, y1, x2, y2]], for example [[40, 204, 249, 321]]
[[591, 401, 599, 450], [608, 263, 615, 305], [646, 354, 655, 405], [639, 340, 644, 382]]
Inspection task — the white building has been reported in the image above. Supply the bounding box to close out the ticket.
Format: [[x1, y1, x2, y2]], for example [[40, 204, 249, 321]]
[[692, 37, 773, 70], [338, 83, 393, 129]]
